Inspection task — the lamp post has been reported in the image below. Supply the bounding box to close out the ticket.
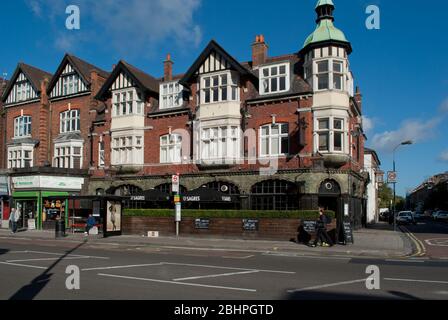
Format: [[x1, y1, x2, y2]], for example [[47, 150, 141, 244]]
[[392, 140, 413, 231]]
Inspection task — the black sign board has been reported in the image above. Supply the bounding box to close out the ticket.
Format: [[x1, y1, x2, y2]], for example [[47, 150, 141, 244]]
[[342, 221, 354, 244], [302, 220, 317, 233], [242, 219, 259, 231], [195, 218, 210, 229]]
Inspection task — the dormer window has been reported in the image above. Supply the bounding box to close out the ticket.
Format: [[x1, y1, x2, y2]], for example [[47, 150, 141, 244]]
[[16, 82, 32, 102], [160, 82, 183, 109], [62, 74, 79, 96], [201, 72, 239, 104], [260, 63, 290, 95]]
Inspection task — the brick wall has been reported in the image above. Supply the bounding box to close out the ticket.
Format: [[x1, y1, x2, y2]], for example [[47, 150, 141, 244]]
[[122, 216, 336, 241]]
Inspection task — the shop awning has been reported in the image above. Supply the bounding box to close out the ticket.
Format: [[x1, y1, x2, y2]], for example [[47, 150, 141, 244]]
[[129, 189, 171, 202], [181, 188, 238, 203]]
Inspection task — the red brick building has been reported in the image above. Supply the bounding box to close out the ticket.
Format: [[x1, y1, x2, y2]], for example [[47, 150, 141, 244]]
[[1, 0, 370, 230]]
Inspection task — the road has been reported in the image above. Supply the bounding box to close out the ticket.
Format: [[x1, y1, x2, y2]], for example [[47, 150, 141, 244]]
[[0, 228, 447, 301]]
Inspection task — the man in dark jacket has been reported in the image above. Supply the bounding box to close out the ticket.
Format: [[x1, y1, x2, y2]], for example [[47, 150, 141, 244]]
[[309, 208, 334, 247]]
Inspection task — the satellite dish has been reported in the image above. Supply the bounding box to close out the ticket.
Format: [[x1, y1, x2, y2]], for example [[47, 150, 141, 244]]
[[221, 185, 229, 192]]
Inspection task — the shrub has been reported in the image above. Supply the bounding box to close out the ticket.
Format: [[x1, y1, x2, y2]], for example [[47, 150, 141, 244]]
[[123, 209, 335, 220]]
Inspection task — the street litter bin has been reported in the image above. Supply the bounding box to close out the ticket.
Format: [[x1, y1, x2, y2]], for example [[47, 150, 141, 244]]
[[55, 220, 66, 238]]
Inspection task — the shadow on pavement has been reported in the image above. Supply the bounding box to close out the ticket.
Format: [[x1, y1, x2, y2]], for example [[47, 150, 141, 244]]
[[9, 241, 86, 300], [0, 249, 9, 256]]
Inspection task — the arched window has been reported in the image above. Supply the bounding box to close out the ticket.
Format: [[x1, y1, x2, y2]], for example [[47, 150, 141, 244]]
[[319, 179, 341, 196], [155, 183, 187, 195], [202, 181, 240, 195], [96, 188, 105, 196], [107, 185, 142, 196], [251, 180, 299, 210]]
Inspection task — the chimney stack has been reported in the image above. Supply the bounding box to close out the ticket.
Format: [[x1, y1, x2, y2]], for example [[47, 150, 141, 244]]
[[252, 34, 268, 67], [164, 53, 173, 81], [355, 86, 362, 111]]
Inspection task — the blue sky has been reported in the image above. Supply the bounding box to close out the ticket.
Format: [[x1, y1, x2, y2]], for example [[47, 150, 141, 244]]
[[1, 0, 447, 196]]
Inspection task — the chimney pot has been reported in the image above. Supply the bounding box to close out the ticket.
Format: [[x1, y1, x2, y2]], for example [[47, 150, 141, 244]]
[[252, 35, 268, 66]]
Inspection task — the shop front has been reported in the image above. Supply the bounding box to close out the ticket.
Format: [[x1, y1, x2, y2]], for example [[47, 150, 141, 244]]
[[11, 175, 85, 230], [0, 175, 11, 229]]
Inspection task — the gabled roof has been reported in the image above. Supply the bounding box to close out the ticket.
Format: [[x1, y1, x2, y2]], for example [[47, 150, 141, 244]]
[[364, 148, 381, 166], [96, 60, 159, 100], [1, 63, 52, 102], [47, 54, 109, 95], [179, 40, 256, 87]]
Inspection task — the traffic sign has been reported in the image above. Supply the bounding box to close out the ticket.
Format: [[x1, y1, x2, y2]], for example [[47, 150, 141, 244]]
[[172, 175, 180, 193], [387, 171, 397, 184]]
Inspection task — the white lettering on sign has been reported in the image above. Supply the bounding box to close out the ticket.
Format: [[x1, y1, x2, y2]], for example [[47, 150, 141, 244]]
[[183, 196, 200, 202], [222, 196, 231, 202], [131, 196, 145, 201]]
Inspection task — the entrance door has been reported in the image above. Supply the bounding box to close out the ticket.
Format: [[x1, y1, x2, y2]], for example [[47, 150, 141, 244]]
[[16, 200, 37, 230]]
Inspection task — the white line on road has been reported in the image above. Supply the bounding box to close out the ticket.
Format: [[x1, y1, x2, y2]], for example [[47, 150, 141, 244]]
[[98, 273, 257, 292], [173, 270, 260, 282], [82, 263, 164, 271], [222, 255, 254, 259], [162, 262, 295, 274], [0, 261, 47, 270], [287, 278, 367, 293], [263, 252, 350, 260], [8, 250, 110, 260], [385, 278, 448, 285], [6, 257, 96, 263], [385, 259, 425, 263]]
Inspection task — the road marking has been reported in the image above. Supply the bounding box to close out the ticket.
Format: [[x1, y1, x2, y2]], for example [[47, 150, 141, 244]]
[[98, 273, 257, 292], [385, 278, 448, 285], [400, 226, 426, 257], [161, 262, 295, 274], [82, 263, 164, 271], [263, 252, 350, 260], [6, 257, 96, 263], [385, 259, 425, 263], [287, 278, 367, 293], [9, 250, 109, 259], [425, 238, 448, 247], [222, 255, 254, 259], [0, 261, 47, 270], [173, 270, 260, 281]]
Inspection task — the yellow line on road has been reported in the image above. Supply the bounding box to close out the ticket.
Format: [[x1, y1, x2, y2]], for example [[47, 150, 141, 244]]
[[400, 226, 426, 257]]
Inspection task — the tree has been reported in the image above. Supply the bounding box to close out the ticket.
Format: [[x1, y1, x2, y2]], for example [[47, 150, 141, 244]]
[[378, 185, 405, 210]]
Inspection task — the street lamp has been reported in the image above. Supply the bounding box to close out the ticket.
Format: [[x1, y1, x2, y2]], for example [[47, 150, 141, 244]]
[[392, 140, 413, 231]]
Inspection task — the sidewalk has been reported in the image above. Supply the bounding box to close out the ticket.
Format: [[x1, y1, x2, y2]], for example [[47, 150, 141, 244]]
[[0, 222, 414, 259]]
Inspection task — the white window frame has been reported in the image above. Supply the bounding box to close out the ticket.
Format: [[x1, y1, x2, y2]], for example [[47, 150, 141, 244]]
[[160, 134, 182, 164], [200, 126, 240, 160], [160, 82, 183, 109], [315, 117, 347, 153], [98, 141, 105, 168], [8, 145, 34, 169], [112, 88, 143, 117], [60, 110, 80, 134], [62, 74, 79, 96], [259, 123, 289, 157], [53, 141, 83, 169], [259, 63, 290, 95], [200, 71, 239, 104], [314, 59, 346, 92], [111, 135, 144, 166], [14, 116, 32, 138], [16, 82, 31, 102]]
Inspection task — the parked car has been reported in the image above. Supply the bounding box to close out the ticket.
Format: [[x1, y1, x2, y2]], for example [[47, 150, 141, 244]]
[[396, 211, 417, 225], [434, 211, 448, 222], [432, 211, 442, 220], [379, 210, 390, 222], [413, 212, 425, 221]]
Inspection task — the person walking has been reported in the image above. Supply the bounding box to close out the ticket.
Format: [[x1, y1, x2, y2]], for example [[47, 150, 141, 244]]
[[9, 208, 20, 234], [309, 208, 334, 247], [85, 214, 96, 236]]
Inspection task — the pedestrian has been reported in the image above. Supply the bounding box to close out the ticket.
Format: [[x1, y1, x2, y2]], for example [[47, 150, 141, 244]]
[[85, 214, 96, 236], [9, 208, 16, 234], [309, 208, 334, 247]]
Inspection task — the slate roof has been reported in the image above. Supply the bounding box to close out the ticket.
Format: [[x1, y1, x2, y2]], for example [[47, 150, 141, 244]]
[[1, 63, 52, 102]]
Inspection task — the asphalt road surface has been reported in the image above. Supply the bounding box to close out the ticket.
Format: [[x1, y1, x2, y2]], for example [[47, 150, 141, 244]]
[[0, 224, 447, 300], [401, 220, 448, 259]]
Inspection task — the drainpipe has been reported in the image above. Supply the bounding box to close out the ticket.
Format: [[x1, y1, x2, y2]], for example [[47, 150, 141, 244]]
[[89, 124, 94, 167]]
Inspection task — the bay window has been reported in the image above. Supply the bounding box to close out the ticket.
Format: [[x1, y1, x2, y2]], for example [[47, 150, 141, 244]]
[[260, 63, 289, 95], [260, 123, 289, 157], [8, 146, 33, 169], [201, 126, 240, 160], [160, 82, 183, 109], [201, 72, 239, 104], [316, 117, 346, 153], [315, 59, 345, 91], [112, 89, 143, 117], [160, 134, 182, 164], [112, 135, 143, 165], [14, 116, 32, 137], [54, 142, 83, 169], [60, 110, 80, 133]]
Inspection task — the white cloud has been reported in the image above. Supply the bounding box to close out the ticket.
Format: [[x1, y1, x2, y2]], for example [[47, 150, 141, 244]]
[[362, 116, 374, 133], [440, 150, 448, 162], [27, 0, 42, 17], [27, 0, 203, 55], [439, 98, 448, 114], [370, 117, 441, 153]]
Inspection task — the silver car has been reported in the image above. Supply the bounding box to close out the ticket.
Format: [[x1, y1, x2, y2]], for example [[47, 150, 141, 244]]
[[396, 211, 417, 225]]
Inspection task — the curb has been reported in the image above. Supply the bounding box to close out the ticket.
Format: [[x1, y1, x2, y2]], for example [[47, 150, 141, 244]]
[[398, 226, 427, 257]]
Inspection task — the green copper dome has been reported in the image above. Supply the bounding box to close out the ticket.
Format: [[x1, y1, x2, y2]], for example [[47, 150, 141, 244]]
[[303, 19, 349, 48], [302, 0, 350, 50]]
